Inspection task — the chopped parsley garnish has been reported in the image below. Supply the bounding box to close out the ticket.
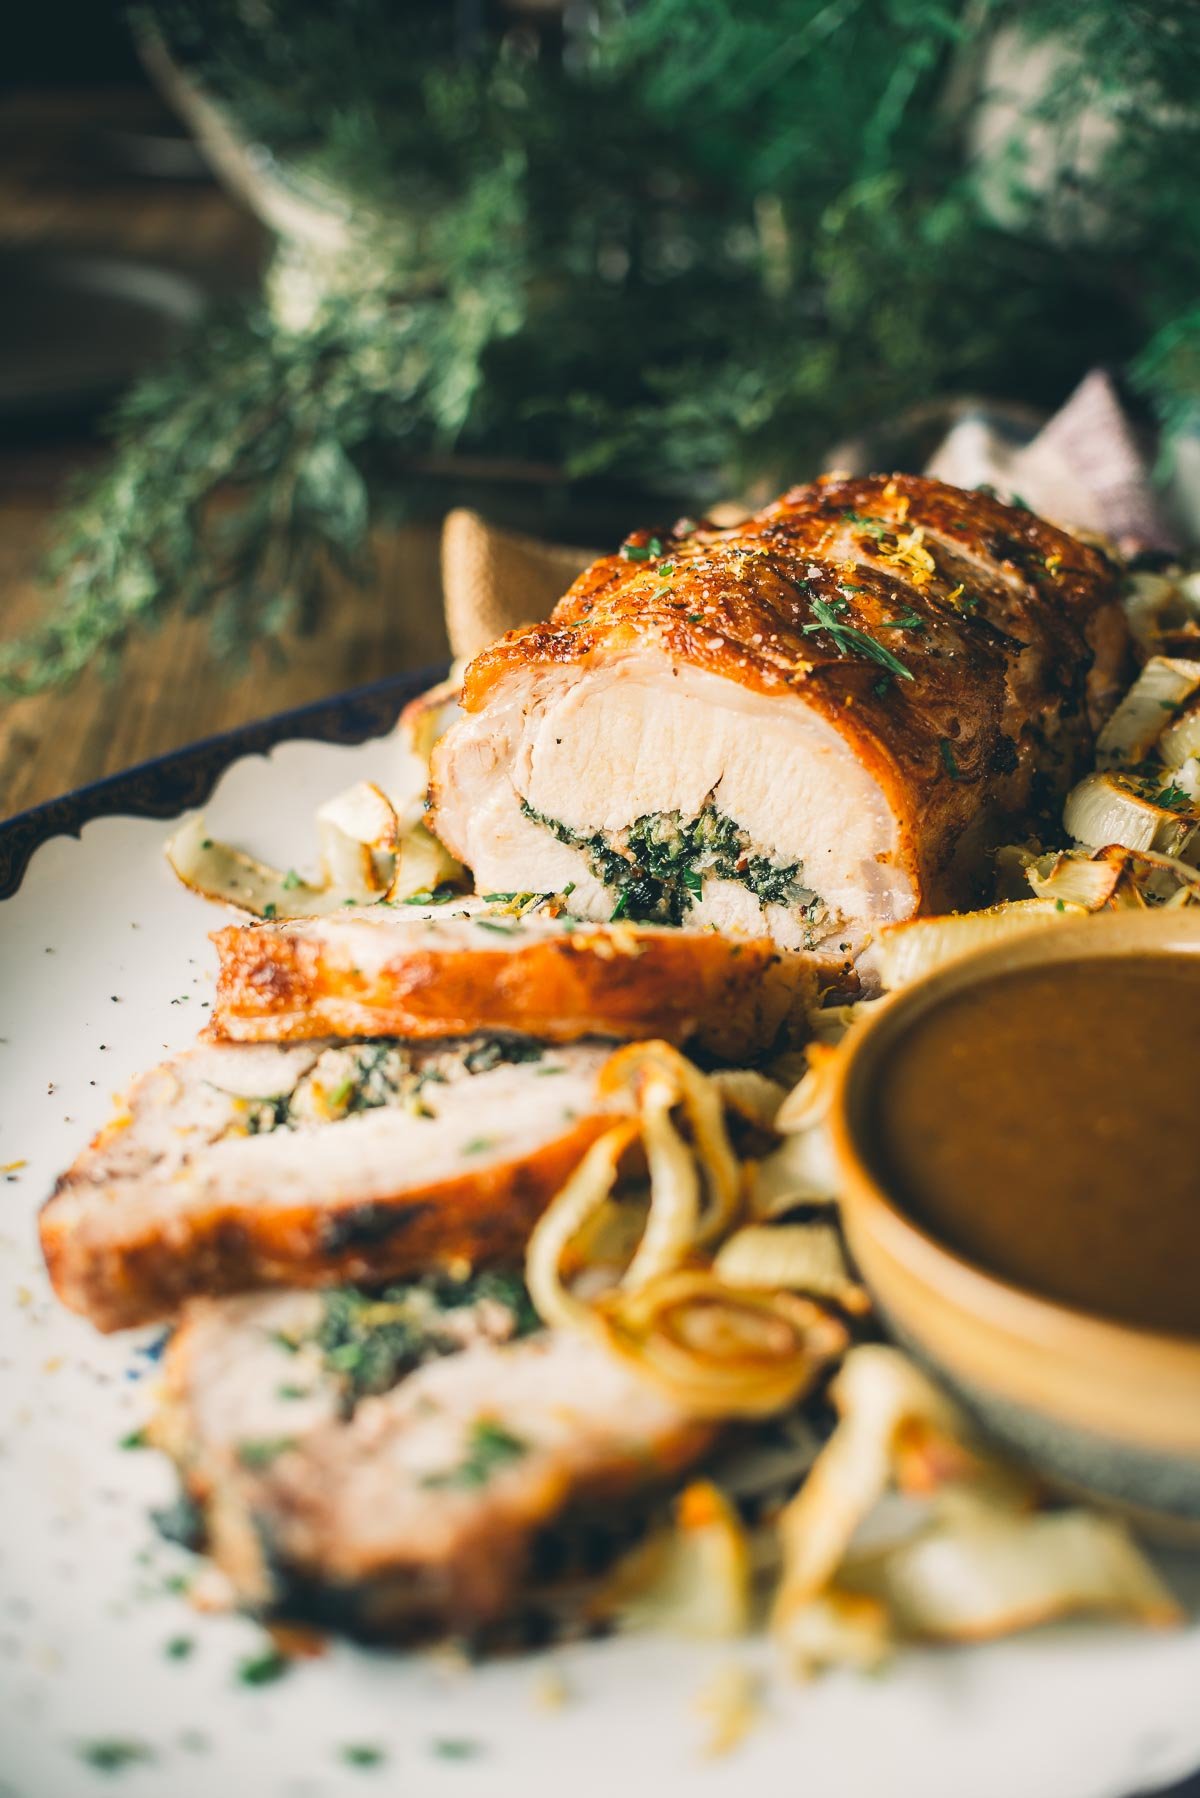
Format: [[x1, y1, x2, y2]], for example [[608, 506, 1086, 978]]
[[421, 1418, 528, 1490], [802, 595, 913, 681], [462, 1136, 495, 1154], [620, 535, 663, 561], [340, 1744, 386, 1768], [432, 1739, 483, 1761], [841, 509, 891, 538], [882, 608, 926, 632], [1154, 782, 1193, 812], [481, 891, 520, 901], [276, 1383, 311, 1401], [475, 919, 519, 935], [610, 891, 630, 920], [77, 1739, 156, 1773], [236, 1436, 297, 1470], [282, 868, 302, 890], [873, 676, 892, 699], [687, 612, 703, 623], [401, 885, 457, 906], [262, 902, 277, 919], [236, 1647, 290, 1686], [939, 738, 960, 779], [164, 1636, 194, 1661], [1055, 898, 1066, 912], [118, 1427, 148, 1450]]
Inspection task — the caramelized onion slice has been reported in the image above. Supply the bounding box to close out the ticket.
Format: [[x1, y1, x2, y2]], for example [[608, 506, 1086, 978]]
[[750, 1129, 840, 1216], [842, 1504, 1181, 1642], [707, 1069, 787, 1131], [166, 779, 465, 918], [871, 900, 1082, 992], [1159, 693, 1200, 770], [524, 1120, 642, 1332], [595, 1481, 752, 1639], [600, 1041, 741, 1248], [165, 811, 358, 917], [715, 1224, 868, 1313], [774, 1346, 967, 1607], [1065, 771, 1200, 859], [1028, 843, 1200, 909], [600, 1270, 848, 1420], [1095, 655, 1200, 770], [775, 1587, 892, 1679]]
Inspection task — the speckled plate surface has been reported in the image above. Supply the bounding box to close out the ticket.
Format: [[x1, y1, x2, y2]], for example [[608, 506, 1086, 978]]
[[3, 682, 1200, 1798]]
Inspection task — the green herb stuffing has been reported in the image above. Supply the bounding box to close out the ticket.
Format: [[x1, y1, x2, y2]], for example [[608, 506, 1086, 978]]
[[316, 1270, 539, 1406], [236, 1436, 298, 1470], [463, 1037, 544, 1074], [243, 1093, 292, 1135], [420, 1418, 528, 1490], [520, 797, 818, 926]]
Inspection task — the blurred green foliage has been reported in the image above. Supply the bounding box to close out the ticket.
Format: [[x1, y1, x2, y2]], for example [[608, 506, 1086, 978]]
[[5, 0, 1198, 691]]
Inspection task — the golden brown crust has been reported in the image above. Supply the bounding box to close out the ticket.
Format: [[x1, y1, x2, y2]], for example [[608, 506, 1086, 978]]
[[40, 1115, 612, 1334], [460, 474, 1124, 915], [208, 920, 814, 1060]]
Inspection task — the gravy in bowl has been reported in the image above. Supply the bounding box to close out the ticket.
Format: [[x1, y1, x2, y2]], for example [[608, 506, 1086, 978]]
[[868, 953, 1200, 1338]]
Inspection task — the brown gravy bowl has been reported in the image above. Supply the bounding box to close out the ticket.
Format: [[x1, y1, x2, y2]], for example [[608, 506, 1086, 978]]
[[832, 910, 1200, 1534]]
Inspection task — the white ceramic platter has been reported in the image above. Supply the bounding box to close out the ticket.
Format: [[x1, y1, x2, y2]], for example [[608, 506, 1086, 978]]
[[3, 716, 1200, 1798]]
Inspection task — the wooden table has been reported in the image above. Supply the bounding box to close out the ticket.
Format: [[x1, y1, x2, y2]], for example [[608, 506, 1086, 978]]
[[0, 89, 449, 818]]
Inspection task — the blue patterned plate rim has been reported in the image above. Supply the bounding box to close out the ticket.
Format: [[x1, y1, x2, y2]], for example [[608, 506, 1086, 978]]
[[0, 665, 442, 901]]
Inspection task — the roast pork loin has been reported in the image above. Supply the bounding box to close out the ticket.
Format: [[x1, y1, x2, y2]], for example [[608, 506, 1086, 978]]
[[430, 475, 1124, 963]]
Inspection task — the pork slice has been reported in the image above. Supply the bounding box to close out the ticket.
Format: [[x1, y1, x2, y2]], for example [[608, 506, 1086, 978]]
[[153, 1290, 713, 1637], [209, 902, 811, 1058], [41, 1039, 619, 1331]]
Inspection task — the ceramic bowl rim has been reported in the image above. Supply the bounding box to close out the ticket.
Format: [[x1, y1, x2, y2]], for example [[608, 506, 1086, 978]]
[[831, 910, 1200, 1393]]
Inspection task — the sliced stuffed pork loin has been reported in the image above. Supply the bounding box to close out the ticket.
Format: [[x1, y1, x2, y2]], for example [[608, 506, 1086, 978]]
[[209, 900, 809, 1058], [152, 1286, 712, 1638], [41, 1037, 620, 1332], [431, 475, 1124, 963]]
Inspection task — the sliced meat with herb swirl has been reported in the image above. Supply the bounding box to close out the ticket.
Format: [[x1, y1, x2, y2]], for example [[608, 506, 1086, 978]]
[[41, 1038, 621, 1332], [430, 474, 1124, 963]]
